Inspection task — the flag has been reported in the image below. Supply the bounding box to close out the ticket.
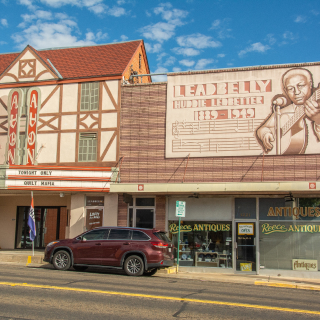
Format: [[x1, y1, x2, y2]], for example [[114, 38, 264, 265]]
[[27, 195, 36, 241]]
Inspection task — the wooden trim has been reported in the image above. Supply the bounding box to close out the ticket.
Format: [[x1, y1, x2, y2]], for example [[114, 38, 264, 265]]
[[0, 75, 123, 89], [41, 85, 59, 110], [57, 84, 63, 164], [98, 81, 103, 161], [0, 98, 7, 111], [117, 79, 121, 161], [34, 70, 51, 81], [35, 110, 117, 117], [100, 131, 117, 161], [38, 116, 59, 130], [0, 119, 8, 131], [19, 59, 36, 79], [75, 83, 81, 163], [2, 73, 19, 82], [103, 82, 118, 110]]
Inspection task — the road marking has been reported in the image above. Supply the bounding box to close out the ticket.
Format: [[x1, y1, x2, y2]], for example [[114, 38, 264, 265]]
[[0, 281, 320, 315]]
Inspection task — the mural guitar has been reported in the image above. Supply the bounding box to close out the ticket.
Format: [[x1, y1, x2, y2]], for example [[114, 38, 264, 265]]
[[256, 68, 320, 155]]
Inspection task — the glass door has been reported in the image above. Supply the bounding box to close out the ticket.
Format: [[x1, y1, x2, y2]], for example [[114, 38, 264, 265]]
[[235, 222, 256, 272]]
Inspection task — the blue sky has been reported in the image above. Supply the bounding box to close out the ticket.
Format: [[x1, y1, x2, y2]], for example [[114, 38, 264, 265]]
[[0, 0, 319, 81]]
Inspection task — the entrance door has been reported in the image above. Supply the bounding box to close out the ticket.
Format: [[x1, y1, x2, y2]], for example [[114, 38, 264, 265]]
[[15, 206, 65, 249], [235, 222, 256, 272]]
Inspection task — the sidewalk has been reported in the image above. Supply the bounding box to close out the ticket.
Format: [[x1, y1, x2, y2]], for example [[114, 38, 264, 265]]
[[1, 249, 320, 291]]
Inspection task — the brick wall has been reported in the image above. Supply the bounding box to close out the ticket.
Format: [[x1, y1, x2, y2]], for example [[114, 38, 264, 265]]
[[120, 83, 320, 183]]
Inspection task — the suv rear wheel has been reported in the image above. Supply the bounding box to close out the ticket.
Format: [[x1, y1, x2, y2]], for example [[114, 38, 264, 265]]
[[53, 250, 71, 271], [124, 255, 144, 276]]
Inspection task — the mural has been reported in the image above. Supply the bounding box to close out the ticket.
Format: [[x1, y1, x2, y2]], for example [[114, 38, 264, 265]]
[[256, 68, 320, 155], [166, 65, 320, 158]]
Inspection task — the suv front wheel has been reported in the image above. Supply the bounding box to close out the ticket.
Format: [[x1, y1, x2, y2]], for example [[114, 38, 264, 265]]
[[124, 255, 144, 276], [53, 250, 71, 271]]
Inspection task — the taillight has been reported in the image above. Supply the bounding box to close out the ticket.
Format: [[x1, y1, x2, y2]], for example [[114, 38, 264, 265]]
[[151, 241, 169, 248]]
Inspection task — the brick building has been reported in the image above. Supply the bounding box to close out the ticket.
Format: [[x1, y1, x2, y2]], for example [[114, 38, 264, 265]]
[[113, 62, 320, 275]]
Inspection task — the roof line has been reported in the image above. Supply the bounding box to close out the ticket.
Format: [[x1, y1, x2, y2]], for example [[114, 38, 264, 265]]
[[47, 59, 63, 79], [37, 39, 143, 52]]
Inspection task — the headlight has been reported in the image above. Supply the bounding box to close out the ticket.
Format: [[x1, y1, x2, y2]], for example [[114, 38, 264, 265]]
[[47, 241, 59, 247]]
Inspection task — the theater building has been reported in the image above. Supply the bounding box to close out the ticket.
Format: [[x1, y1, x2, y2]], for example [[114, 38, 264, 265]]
[[113, 61, 320, 275], [0, 40, 150, 250]]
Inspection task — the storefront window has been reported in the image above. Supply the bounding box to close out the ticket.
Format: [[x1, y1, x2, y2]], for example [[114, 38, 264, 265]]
[[168, 221, 232, 268], [259, 198, 320, 270]]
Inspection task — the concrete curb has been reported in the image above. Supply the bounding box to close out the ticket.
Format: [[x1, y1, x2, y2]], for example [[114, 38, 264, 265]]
[[255, 280, 320, 291], [0, 254, 45, 265]]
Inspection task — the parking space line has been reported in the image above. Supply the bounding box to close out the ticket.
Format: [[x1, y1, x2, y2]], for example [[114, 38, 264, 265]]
[[0, 281, 320, 315]]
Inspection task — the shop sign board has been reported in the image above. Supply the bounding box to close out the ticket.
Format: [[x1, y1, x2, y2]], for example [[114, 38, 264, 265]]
[[166, 64, 320, 158], [169, 222, 230, 234], [1, 165, 112, 192], [292, 259, 318, 271], [176, 201, 186, 217], [86, 208, 103, 230], [86, 196, 104, 207], [240, 263, 252, 272], [238, 223, 254, 235], [262, 223, 320, 234]]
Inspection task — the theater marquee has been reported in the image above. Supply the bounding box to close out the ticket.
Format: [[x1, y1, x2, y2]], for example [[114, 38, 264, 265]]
[[166, 64, 320, 158]]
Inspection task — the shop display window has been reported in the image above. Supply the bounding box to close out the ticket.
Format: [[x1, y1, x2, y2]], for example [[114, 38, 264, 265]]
[[168, 221, 232, 268], [259, 198, 320, 270]]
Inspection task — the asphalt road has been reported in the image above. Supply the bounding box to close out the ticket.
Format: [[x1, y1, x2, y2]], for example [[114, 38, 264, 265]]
[[0, 264, 320, 319]]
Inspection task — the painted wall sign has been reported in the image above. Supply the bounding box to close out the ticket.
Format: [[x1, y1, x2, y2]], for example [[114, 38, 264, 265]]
[[86, 196, 105, 207], [166, 66, 320, 158], [169, 223, 231, 234], [267, 206, 320, 218], [240, 263, 252, 272], [238, 223, 254, 235], [261, 223, 320, 234], [292, 259, 318, 271]]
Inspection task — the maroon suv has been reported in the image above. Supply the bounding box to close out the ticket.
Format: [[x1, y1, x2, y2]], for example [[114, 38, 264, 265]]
[[44, 227, 174, 276]]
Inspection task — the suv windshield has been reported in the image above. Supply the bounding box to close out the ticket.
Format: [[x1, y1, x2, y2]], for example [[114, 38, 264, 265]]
[[154, 232, 171, 243]]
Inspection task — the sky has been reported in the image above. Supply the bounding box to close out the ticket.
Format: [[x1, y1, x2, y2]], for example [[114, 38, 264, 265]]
[[0, 0, 320, 81]]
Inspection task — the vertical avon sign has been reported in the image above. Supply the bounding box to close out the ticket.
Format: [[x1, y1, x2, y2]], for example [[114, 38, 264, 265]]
[[26, 89, 40, 165], [7, 89, 23, 165]]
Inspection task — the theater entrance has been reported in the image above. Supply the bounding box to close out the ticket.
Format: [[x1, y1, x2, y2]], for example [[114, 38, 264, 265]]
[[15, 206, 68, 249]]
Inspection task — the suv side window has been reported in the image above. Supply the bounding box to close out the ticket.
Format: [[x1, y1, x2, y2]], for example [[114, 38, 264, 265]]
[[82, 229, 107, 241], [132, 231, 150, 241], [108, 229, 130, 240]]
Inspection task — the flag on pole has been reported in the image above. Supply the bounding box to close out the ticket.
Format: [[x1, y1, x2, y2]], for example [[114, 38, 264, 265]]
[[28, 194, 36, 241]]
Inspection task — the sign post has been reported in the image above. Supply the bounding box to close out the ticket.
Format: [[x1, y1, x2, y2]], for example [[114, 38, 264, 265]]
[[175, 201, 186, 273]]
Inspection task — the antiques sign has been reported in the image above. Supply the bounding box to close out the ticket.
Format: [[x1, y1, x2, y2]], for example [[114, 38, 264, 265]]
[[166, 64, 320, 158]]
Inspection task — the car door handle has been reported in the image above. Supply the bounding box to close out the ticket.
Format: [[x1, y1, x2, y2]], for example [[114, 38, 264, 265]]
[[95, 243, 102, 245], [123, 242, 130, 245]]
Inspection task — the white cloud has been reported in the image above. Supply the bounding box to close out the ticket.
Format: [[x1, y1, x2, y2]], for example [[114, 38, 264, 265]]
[[108, 6, 126, 17], [176, 33, 221, 49], [217, 53, 225, 58], [172, 67, 181, 72], [120, 35, 128, 41], [172, 47, 200, 56], [210, 18, 232, 39], [18, 0, 37, 10], [163, 56, 176, 67], [283, 31, 296, 40], [179, 59, 195, 67], [140, 22, 176, 43], [1, 19, 8, 27], [12, 19, 96, 49], [266, 33, 276, 45], [88, 4, 107, 14], [195, 59, 214, 70], [152, 66, 168, 82], [238, 42, 270, 57], [140, 3, 188, 44], [153, 2, 188, 24], [294, 15, 306, 23], [145, 43, 162, 53], [0, 40, 7, 45]]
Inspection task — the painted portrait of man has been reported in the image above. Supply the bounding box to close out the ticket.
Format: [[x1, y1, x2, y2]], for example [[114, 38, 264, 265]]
[[256, 68, 320, 155]]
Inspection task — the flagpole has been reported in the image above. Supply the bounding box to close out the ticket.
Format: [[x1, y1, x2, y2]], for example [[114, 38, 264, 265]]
[[31, 192, 34, 257]]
